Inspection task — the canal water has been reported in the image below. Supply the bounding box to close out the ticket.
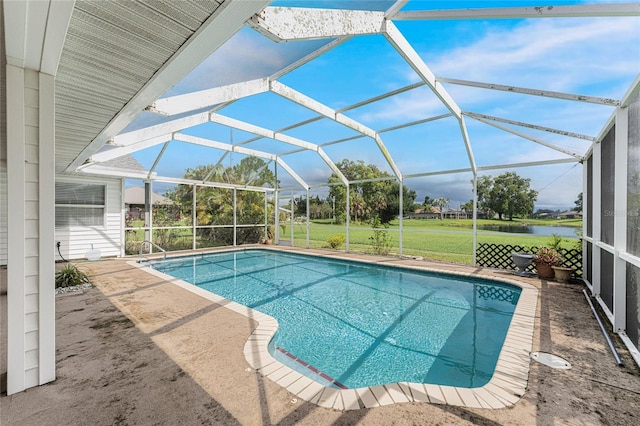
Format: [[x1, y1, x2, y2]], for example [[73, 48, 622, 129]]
[[477, 225, 580, 238]]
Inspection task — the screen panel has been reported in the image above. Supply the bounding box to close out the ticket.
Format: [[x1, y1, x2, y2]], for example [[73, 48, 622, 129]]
[[600, 250, 614, 312], [601, 126, 615, 246], [628, 91, 640, 257]]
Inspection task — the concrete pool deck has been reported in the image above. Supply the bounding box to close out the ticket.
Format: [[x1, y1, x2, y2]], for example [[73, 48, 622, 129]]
[[2, 246, 640, 425]]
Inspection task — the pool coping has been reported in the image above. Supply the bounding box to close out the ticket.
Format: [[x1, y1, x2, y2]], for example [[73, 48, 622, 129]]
[[132, 246, 538, 411]]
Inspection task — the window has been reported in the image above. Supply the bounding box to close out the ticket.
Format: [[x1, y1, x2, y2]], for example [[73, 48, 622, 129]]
[[55, 182, 105, 227]]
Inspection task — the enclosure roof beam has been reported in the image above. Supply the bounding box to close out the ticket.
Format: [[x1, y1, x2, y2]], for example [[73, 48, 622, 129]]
[[477, 158, 579, 172], [471, 116, 584, 160], [317, 148, 349, 186], [404, 168, 473, 179], [463, 111, 596, 141], [77, 168, 157, 180], [171, 134, 310, 191], [278, 113, 452, 157], [385, 0, 410, 19], [173, 133, 277, 161], [383, 22, 461, 119], [458, 117, 477, 177], [148, 78, 271, 116], [383, 20, 477, 175], [393, 3, 640, 20], [403, 157, 578, 179], [378, 113, 453, 133], [208, 113, 349, 185], [270, 36, 352, 80], [209, 113, 318, 151], [249, 7, 385, 41], [111, 112, 210, 146], [91, 134, 173, 163], [151, 176, 275, 192], [270, 80, 402, 180], [276, 158, 309, 190], [438, 77, 620, 106], [148, 142, 170, 180]]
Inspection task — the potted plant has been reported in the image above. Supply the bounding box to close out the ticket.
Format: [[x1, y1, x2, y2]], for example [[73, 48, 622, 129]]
[[551, 264, 574, 283], [533, 247, 562, 279]]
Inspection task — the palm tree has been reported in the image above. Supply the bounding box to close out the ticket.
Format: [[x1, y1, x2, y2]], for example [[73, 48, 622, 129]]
[[432, 197, 450, 220]]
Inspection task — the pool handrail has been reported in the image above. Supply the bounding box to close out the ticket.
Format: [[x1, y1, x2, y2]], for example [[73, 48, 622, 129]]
[[139, 240, 167, 260]]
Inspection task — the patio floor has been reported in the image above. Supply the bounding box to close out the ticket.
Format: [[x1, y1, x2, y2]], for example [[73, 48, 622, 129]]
[[2, 247, 640, 425]]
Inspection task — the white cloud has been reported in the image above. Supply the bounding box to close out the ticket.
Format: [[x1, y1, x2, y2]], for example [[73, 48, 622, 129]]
[[426, 17, 639, 94]]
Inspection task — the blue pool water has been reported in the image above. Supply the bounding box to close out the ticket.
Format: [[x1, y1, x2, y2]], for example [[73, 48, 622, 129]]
[[150, 250, 521, 389]]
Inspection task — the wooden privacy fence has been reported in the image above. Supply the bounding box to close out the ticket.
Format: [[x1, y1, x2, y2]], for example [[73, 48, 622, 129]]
[[476, 243, 583, 277]]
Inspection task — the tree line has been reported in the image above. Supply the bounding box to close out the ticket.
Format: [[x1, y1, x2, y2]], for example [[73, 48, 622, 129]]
[[164, 157, 542, 245]]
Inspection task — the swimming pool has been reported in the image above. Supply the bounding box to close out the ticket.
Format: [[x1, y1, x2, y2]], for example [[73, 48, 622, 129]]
[[148, 248, 532, 399]]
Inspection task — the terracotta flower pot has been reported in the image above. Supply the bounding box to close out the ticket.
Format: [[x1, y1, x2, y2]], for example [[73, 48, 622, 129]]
[[535, 262, 555, 279]]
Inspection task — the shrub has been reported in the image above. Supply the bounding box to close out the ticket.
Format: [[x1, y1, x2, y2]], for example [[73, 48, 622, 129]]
[[368, 216, 392, 256], [327, 234, 346, 249], [548, 233, 563, 250], [55, 264, 91, 288]]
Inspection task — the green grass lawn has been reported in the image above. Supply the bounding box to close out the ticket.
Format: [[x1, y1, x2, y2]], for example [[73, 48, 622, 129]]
[[282, 218, 582, 264], [127, 217, 582, 265]]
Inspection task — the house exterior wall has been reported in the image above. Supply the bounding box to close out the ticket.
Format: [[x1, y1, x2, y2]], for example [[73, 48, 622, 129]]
[[55, 175, 123, 261]]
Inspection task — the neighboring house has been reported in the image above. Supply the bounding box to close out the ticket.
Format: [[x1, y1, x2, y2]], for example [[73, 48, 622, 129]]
[[557, 211, 582, 219], [407, 207, 440, 219], [125, 186, 174, 220], [443, 208, 470, 220]]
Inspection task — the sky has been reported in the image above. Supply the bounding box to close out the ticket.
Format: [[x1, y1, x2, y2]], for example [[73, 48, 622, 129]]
[[121, 0, 640, 212]]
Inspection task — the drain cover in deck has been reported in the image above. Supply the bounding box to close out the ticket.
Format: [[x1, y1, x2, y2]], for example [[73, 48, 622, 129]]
[[530, 352, 571, 369]]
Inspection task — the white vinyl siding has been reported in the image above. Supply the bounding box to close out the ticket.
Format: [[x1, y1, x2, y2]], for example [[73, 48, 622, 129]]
[[0, 52, 6, 266], [0, 149, 6, 266], [55, 176, 122, 260]]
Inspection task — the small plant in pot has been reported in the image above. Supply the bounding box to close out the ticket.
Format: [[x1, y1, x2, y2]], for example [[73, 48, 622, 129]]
[[533, 247, 562, 279]]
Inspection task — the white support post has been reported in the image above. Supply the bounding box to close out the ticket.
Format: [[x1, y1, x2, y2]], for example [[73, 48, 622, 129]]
[[264, 192, 268, 242], [290, 192, 294, 246], [121, 179, 126, 257], [275, 164, 279, 244], [150, 181, 154, 251], [38, 72, 56, 385], [144, 181, 151, 250], [399, 178, 403, 258], [472, 176, 478, 265], [583, 159, 589, 282], [306, 188, 310, 249], [346, 184, 350, 252], [613, 106, 628, 332], [592, 140, 602, 296], [192, 185, 197, 250], [233, 188, 237, 246], [7, 65, 27, 395], [6, 65, 57, 394]]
